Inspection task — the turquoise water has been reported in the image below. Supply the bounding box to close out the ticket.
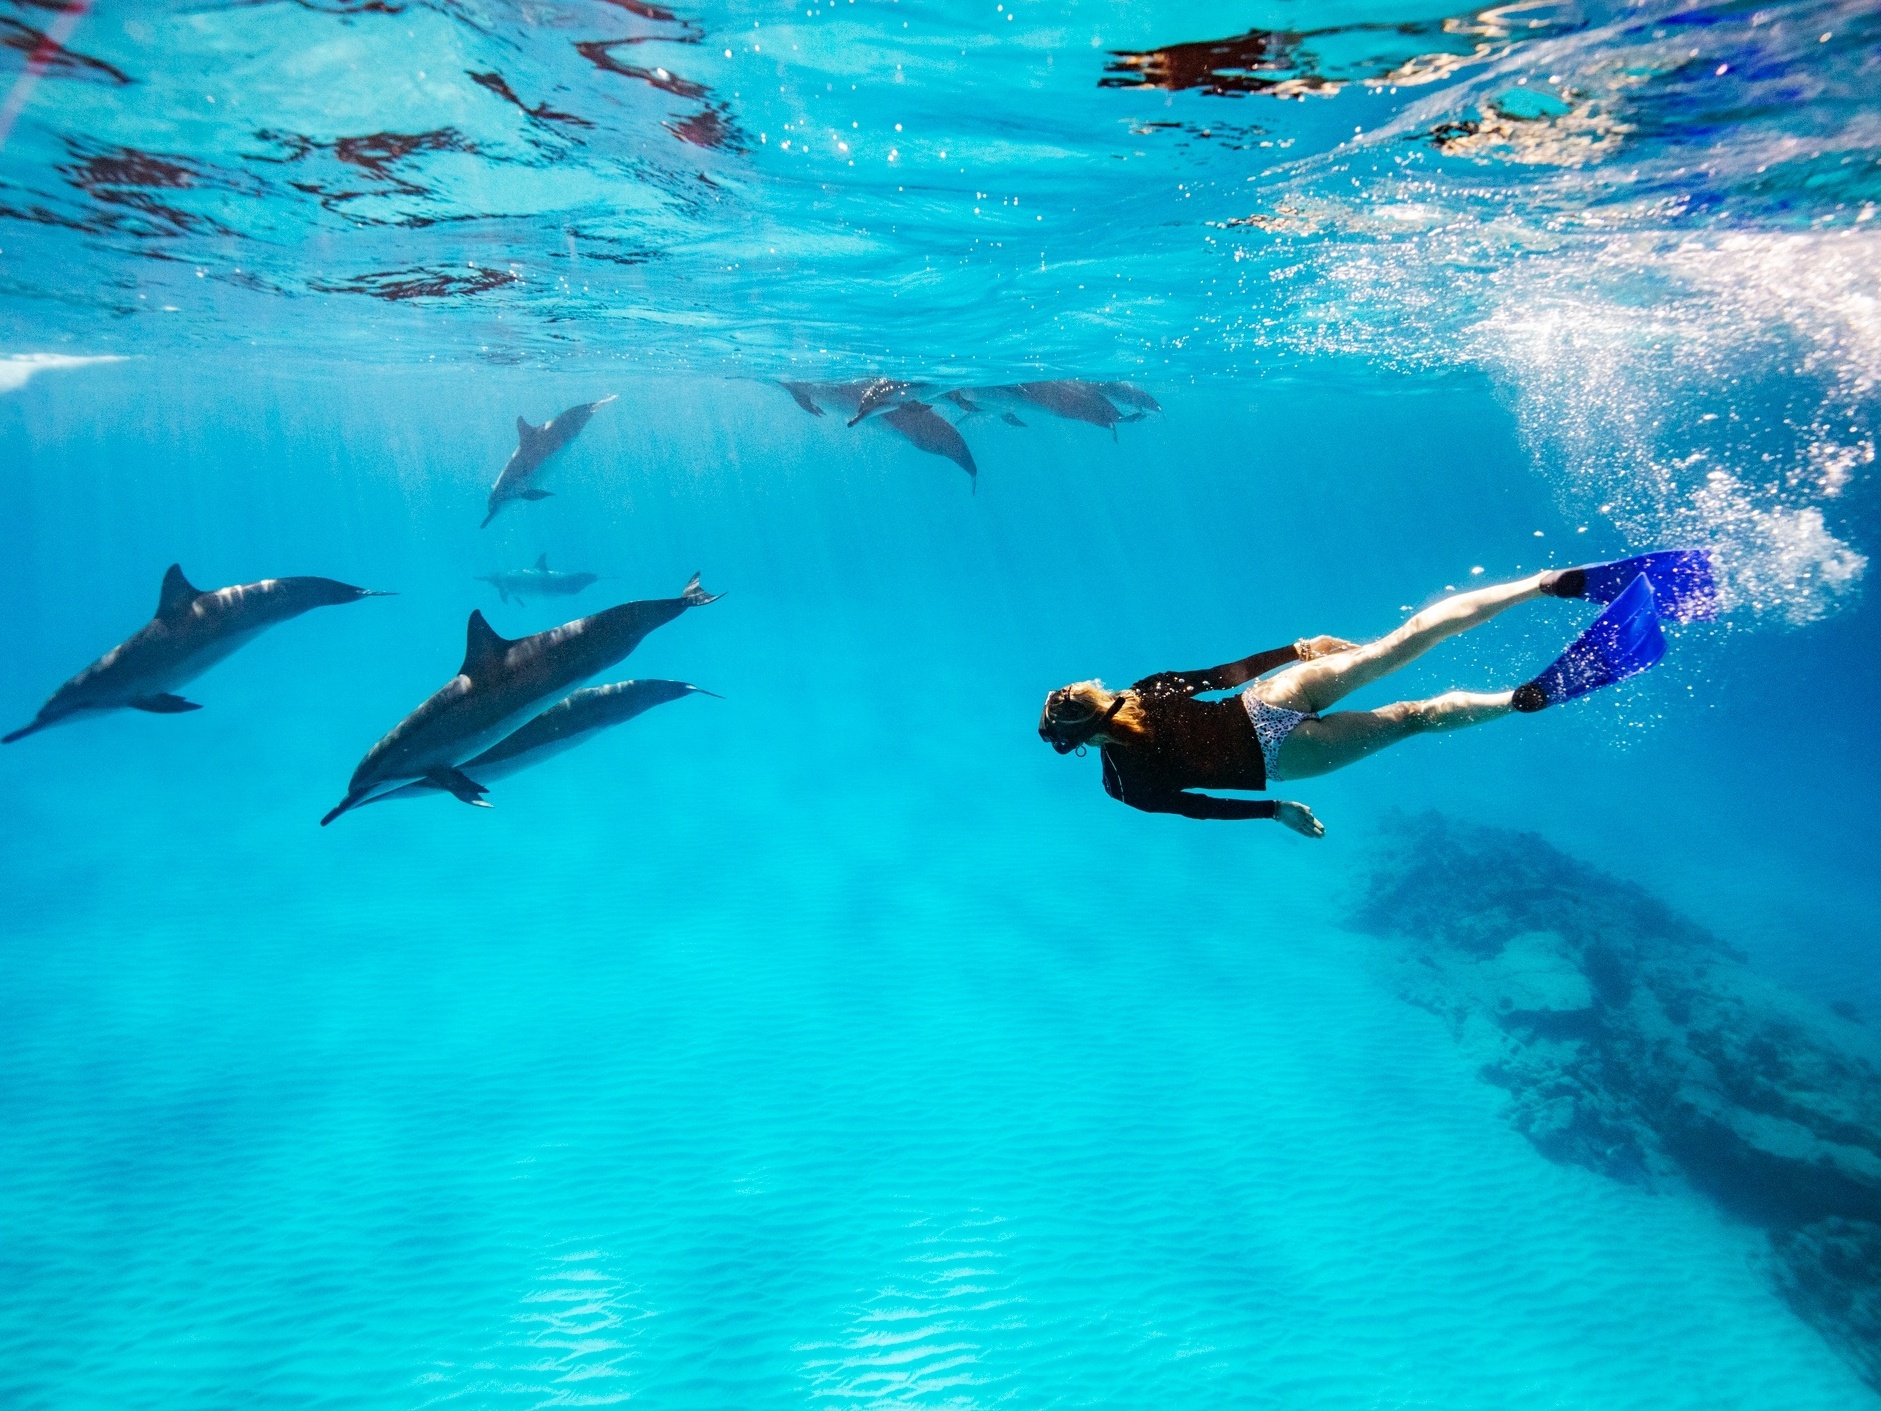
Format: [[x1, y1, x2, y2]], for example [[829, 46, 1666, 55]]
[[5, 2, 1881, 1407]]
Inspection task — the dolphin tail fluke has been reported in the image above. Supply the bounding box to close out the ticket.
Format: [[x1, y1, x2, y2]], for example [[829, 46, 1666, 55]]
[[681, 572, 722, 607], [3, 720, 46, 744], [426, 766, 492, 808]]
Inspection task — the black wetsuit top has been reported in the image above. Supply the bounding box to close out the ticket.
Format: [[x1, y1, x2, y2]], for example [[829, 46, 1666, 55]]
[[1099, 644, 1301, 820]]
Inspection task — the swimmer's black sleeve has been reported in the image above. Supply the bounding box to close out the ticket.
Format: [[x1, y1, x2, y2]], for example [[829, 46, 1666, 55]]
[[1137, 643, 1300, 697], [1138, 791, 1280, 821], [1102, 751, 1278, 821]]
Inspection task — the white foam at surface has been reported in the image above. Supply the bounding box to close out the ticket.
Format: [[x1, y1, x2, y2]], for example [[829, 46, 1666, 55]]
[[0, 353, 129, 395]]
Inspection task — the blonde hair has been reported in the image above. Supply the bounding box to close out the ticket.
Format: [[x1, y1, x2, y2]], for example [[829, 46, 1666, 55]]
[[1039, 679, 1152, 751]]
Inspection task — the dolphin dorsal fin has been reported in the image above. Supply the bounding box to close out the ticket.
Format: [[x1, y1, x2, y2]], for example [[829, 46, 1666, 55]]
[[460, 610, 513, 677], [516, 415, 536, 442], [156, 563, 200, 620], [534, 552, 548, 570]]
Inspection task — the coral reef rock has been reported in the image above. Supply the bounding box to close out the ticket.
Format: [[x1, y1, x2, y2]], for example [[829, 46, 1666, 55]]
[[1350, 813, 1881, 1391]]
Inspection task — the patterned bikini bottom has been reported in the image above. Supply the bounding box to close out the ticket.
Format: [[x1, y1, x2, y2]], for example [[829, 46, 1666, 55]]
[[1242, 688, 1317, 783]]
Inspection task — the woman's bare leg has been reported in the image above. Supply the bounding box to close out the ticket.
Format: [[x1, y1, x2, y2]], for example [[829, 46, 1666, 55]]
[[1274, 690, 1514, 780], [1256, 574, 1545, 714]]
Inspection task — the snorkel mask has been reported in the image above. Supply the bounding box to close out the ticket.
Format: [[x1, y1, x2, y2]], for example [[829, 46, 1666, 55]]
[[1038, 688, 1124, 756]]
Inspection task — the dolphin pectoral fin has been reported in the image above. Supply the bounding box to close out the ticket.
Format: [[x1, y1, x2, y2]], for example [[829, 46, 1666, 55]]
[[519, 489, 554, 502], [128, 694, 202, 714], [1001, 412, 1026, 427], [425, 766, 491, 807]]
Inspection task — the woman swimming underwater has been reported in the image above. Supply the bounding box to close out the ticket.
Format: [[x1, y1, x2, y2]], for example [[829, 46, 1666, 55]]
[[1037, 551, 1716, 837]]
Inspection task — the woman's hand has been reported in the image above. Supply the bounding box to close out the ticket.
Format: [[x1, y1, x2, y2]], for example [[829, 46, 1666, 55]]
[[1294, 635, 1358, 661], [1273, 801, 1325, 838]]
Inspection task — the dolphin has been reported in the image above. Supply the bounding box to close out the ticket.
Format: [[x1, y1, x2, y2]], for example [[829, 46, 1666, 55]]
[[364, 679, 715, 806], [877, 401, 978, 489], [845, 378, 932, 427], [774, 379, 884, 422], [955, 381, 1144, 437], [779, 380, 832, 417], [482, 394, 617, 528], [1008, 380, 1145, 437], [4, 564, 391, 744], [477, 554, 601, 606], [320, 572, 720, 825], [1093, 380, 1161, 415]]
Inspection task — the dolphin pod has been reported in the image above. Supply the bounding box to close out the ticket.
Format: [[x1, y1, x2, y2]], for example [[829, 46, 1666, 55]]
[[777, 377, 1156, 487], [3, 564, 391, 744], [478, 553, 602, 605], [363, 679, 714, 806], [320, 573, 721, 825], [483, 394, 617, 528]]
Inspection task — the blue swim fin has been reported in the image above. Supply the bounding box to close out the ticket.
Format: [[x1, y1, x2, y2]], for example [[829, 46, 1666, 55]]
[[1513, 572, 1666, 711], [1543, 548, 1717, 623]]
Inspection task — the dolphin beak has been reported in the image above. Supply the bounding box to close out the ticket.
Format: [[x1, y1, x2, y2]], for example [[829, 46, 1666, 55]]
[[2, 721, 45, 744], [320, 794, 362, 827]]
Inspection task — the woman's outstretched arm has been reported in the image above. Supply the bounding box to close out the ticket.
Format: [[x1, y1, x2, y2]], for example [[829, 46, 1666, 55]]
[[1144, 636, 1352, 696], [1101, 755, 1323, 833], [1135, 790, 1279, 820], [1128, 790, 1325, 835]]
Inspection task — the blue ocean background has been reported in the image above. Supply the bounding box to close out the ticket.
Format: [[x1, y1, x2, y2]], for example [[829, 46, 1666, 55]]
[[4, 0, 1881, 1405]]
